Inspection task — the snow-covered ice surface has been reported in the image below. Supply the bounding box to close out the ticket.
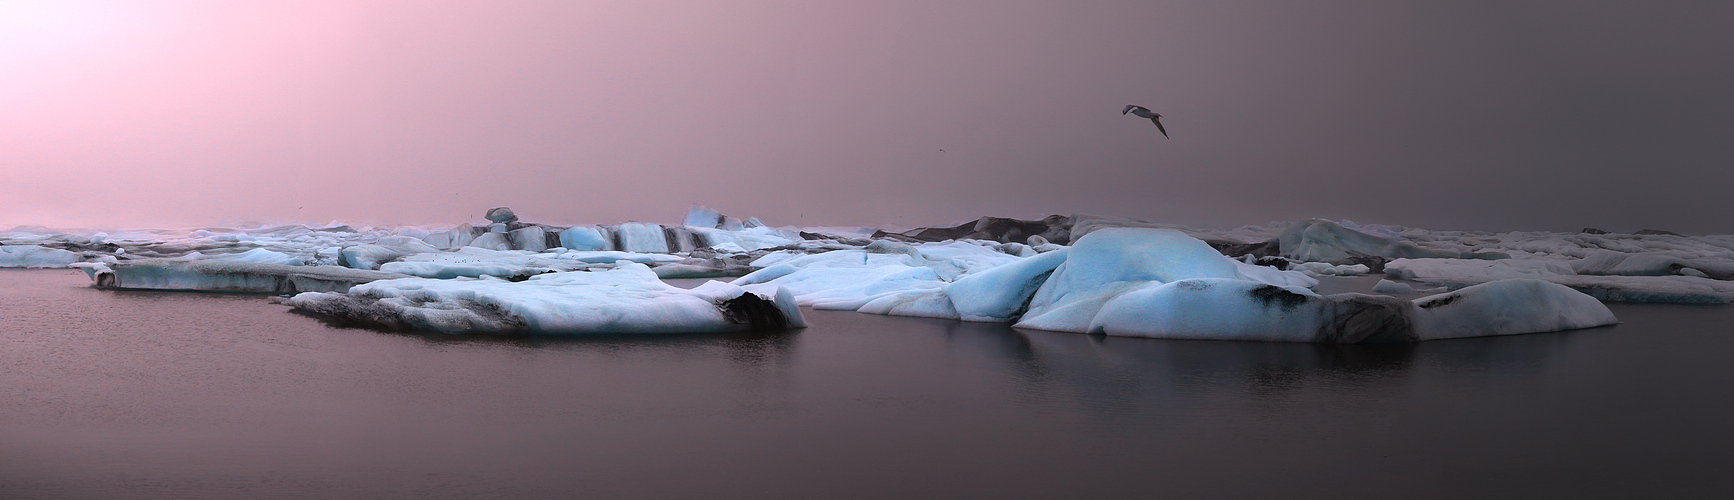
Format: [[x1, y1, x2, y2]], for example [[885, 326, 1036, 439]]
[[287, 263, 805, 335], [11, 207, 1729, 338]]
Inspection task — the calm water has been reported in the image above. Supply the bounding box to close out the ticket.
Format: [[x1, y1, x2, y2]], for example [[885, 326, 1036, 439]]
[[3, 269, 1733, 499]]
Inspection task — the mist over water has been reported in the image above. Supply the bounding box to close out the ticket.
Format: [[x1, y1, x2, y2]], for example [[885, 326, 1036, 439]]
[[3, 269, 1731, 498]]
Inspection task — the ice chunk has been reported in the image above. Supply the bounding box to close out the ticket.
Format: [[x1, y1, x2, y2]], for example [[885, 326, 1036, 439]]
[[558, 226, 612, 251], [484, 207, 518, 223], [1386, 258, 1575, 281], [1373, 279, 1415, 294], [287, 263, 805, 334], [508, 226, 550, 252], [0, 245, 82, 268], [687, 226, 799, 252], [1410, 279, 1617, 340], [376, 247, 676, 279], [1017, 228, 1315, 332], [1087, 279, 1416, 343], [856, 289, 961, 319], [683, 205, 724, 228], [946, 249, 1069, 322], [1570, 250, 1734, 279], [1278, 219, 1466, 264], [214, 247, 304, 266], [1290, 262, 1371, 276], [468, 232, 512, 251], [338, 237, 440, 270], [731, 250, 947, 310], [615, 222, 669, 253], [87, 259, 407, 293], [339, 245, 403, 270], [1387, 257, 1734, 303], [423, 224, 478, 249]]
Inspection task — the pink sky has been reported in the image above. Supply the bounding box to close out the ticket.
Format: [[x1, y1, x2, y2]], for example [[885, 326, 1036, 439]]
[[4, 1, 1732, 233]]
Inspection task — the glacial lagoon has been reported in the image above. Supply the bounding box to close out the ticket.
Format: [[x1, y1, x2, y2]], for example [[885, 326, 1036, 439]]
[[3, 269, 1732, 499]]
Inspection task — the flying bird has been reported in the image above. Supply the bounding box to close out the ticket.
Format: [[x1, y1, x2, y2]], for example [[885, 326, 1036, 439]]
[[1122, 105, 1168, 138]]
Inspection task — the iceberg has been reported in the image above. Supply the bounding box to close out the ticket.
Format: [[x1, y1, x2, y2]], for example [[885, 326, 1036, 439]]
[[1085, 279, 1417, 343], [288, 263, 805, 335], [999, 228, 1614, 342], [1015, 228, 1317, 333], [1408, 279, 1618, 340]]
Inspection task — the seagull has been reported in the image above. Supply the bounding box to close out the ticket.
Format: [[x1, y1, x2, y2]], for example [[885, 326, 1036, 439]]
[[1122, 104, 1168, 138]]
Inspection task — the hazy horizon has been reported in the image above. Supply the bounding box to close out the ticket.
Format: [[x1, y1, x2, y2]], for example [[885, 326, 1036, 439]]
[[4, 1, 1731, 234]]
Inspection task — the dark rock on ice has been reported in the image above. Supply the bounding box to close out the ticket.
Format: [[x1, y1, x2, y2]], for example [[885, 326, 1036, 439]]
[[1253, 256, 1291, 270], [718, 292, 789, 330], [892, 215, 1074, 245], [1248, 284, 1308, 310], [1207, 238, 1280, 259]]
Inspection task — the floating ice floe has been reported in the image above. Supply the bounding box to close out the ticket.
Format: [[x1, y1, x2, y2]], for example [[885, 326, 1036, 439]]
[[1387, 257, 1734, 303], [77, 259, 408, 293], [377, 247, 680, 279], [0, 245, 82, 268], [728, 238, 1030, 312], [287, 263, 805, 334]]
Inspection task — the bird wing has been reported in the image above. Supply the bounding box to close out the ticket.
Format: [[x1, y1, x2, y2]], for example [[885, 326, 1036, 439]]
[[1122, 104, 1142, 115], [1152, 116, 1168, 138]]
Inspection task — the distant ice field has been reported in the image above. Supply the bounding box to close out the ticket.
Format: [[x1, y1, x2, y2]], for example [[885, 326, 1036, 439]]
[[5, 206, 1726, 341]]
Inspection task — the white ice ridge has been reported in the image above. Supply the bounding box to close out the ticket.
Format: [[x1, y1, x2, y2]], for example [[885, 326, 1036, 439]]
[[287, 263, 805, 335]]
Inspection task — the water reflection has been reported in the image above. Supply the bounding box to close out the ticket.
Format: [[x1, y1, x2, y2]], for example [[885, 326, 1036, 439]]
[[9, 270, 1734, 499], [977, 322, 1611, 421]]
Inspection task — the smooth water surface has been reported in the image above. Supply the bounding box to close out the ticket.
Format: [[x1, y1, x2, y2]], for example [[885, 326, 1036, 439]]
[[3, 269, 1732, 499]]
